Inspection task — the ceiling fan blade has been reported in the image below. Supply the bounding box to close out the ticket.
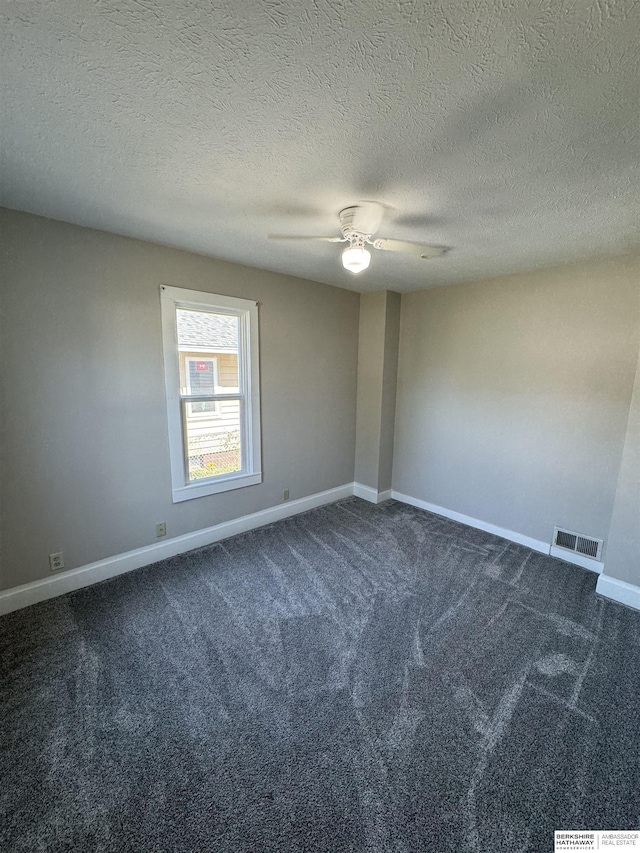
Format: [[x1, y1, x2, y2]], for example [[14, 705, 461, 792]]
[[372, 238, 446, 259], [349, 202, 385, 236], [268, 234, 344, 242]]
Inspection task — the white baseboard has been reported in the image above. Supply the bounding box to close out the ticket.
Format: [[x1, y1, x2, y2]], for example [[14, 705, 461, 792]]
[[549, 545, 604, 574], [596, 574, 640, 611], [4, 482, 618, 618], [0, 483, 354, 617], [390, 491, 550, 555], [353, 483, 392, 504]]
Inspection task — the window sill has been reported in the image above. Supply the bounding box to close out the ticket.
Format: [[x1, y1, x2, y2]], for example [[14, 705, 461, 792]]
[[172, 471, 262, 503]]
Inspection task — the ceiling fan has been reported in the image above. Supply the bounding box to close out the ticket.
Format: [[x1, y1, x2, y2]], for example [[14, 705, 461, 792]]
[[269, 202, 446, 274]]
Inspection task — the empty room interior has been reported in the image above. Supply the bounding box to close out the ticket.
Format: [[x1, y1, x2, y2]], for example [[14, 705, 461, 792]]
[[1, 1, 639, 851]]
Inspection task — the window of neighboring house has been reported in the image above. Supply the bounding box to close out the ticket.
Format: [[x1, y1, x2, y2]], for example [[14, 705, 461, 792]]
[[160, 285, 262, 502], [184, 357, 221, 417]]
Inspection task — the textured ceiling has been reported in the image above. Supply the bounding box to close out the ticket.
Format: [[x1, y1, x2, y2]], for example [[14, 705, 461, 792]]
[[1, 0, 639, 292]]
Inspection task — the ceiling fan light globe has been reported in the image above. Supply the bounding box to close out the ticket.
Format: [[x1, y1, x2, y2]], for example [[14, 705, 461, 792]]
[[342, 246, 371, 273]]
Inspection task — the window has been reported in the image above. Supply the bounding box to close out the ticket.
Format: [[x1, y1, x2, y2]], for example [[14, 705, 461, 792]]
[[160, 286, 261, 502], [185, 358, 220, 417]]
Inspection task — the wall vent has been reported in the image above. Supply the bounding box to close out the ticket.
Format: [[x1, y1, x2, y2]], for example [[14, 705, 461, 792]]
[[553, 527, 603, 561]]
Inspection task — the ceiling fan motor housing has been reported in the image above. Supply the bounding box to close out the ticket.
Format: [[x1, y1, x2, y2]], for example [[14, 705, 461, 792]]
[[339, 206, 370, 241]]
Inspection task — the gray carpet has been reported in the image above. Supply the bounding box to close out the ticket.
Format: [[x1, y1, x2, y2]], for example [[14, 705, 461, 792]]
[[1, 497, 639, 852]]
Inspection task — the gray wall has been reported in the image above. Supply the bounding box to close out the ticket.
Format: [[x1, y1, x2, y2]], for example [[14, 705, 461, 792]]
[[0, 208, 360, 591], [378, 292, 401, 493], [604, 345, 640, 586], [393, 254, 640, 551], [354, 292, 386, 489], [354, 291, 400, 493]]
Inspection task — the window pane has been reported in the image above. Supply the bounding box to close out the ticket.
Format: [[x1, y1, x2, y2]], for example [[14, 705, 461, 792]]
[[185, 399, 242, 481], [177, 308, 239, 352], [177, 309, 240, 392]]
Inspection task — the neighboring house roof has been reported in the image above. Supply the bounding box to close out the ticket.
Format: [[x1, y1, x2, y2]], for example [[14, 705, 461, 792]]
[[177, 309, 238, 350]]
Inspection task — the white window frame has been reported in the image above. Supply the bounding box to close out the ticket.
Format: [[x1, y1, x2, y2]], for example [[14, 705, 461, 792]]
[[160, 285, 262, 502]]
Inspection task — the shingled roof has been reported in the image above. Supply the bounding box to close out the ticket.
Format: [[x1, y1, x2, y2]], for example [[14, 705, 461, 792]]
[[176, 309, 238, 350]]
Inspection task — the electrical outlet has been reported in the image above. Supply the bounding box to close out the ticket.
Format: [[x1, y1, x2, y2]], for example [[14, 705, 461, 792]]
[[156, 522, 167, 537], [283, 489, 290, 502], [49, 552, 64, 572]]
